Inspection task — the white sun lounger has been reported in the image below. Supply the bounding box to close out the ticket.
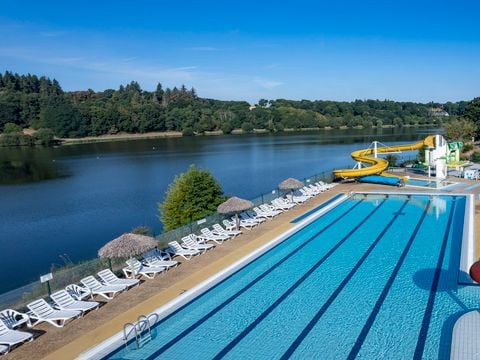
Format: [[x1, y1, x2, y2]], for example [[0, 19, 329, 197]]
[[27, 299, 81, 328], [50, 290, 99, 316], [142, 249, 179, 269], [123, 259, 165, 279], [200, 228, 229, 244], [224, 218, 255, 230], [98, 269, 140, 288], [166, 241, 200, 260], [182, 235, 215, 253], [0, 320, 33, 353], [212, 223, 242, 237], [0, 309, 31, 329], [65, 284, 93, 301], [80, 276, 127, 300]]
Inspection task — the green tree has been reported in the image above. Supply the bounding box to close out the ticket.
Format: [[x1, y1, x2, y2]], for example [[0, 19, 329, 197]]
[[444, 118, 477, 141], [241, 122, 254, 133], [3, 122, 22, 133], [159, 165, 225, 231]]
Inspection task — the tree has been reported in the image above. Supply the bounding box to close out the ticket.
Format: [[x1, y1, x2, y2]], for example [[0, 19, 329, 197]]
[[159, 165, 225, 231], [444, 118, 477, 141], [3, 122, 22, 133]]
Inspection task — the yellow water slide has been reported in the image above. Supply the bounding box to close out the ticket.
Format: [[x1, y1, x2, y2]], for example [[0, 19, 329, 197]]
[[333, 136, 436, 179]]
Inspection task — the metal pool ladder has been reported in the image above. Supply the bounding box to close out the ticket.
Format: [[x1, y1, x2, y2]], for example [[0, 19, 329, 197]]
[[123, 314, 159, 350]]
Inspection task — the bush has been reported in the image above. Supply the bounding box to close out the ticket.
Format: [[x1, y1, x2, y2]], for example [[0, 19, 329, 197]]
[[131, 225, 153, 236], [3, 122, 22, 134], [33, 128, 55, 146], [221, 122, 233, 134], [182, 127, 195, 136], [159, 165, 225, 231], [462, 143, 474, 153], [385, 155, 398, 167], [241, 122, 254, 133], [471, 151, 480, 163]]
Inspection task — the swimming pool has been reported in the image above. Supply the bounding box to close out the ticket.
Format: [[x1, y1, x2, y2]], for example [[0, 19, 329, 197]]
[[94, 193, 479, 360], [406, 178, 458, 189]]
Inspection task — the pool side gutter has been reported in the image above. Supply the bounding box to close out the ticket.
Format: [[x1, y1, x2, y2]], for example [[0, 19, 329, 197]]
[[77, 193, 349, 359]]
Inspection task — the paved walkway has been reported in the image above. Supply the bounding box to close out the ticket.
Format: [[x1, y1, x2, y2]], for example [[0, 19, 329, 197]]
[[3, 178, 479, 360]]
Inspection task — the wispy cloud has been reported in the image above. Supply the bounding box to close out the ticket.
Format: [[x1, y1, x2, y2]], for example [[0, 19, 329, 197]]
[[254, 77, 283, 89], [0, 46, 197, 83]]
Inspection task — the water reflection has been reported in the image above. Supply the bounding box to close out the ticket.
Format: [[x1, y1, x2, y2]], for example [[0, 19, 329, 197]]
[[0, 148, 67, 184]]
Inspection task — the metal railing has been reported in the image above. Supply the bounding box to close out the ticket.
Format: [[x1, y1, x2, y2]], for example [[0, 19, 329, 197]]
[[0, 167, 346, 309]]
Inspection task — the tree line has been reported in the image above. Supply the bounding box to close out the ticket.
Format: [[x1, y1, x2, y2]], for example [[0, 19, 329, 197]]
[[0, 71, 478, 146]]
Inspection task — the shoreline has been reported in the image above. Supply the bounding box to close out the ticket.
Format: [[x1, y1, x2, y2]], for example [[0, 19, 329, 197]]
[[58, 124, 439, 146]]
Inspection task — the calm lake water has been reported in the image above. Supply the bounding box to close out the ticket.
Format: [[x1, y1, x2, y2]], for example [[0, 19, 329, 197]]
[[0, 128, 437, 293]]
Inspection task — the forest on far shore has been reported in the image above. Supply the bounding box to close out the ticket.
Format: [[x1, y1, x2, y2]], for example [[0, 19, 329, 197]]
[[0, 71, 476, 146]]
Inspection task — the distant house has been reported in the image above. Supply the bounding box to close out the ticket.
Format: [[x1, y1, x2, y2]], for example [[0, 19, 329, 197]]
[[249, 105, 257, 111], [428, 107, 449, 117]]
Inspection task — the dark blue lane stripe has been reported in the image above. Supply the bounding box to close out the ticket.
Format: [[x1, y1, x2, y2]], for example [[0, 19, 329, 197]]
[[278, 199, 410, 360], [347, 199, 433, 359], [413, 197, 457, 360], [144, 199, 366, 359], [212, 199, 389, 359]]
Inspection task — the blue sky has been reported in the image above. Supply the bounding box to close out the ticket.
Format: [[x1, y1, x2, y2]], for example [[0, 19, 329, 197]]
[[0, 0, 479, 103]]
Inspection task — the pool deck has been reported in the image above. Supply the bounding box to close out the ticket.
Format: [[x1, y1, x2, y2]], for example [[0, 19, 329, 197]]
[[4, 176, 480, 360]]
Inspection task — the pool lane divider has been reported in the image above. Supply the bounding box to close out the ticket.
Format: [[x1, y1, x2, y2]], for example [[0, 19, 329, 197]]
[[143, 198, 367, 359], [346, 199, 433, 359], [212, 199, 389, 359], [279, 199, 411, 360], [413, 197, 457, 360]]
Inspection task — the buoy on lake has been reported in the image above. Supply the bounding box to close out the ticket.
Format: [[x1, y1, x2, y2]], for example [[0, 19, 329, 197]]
[[469, 261, 480, 283]]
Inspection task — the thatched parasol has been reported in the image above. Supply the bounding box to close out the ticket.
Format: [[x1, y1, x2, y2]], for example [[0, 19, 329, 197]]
[[217, 196, 254, 230], [278, 178, 304, 201], [98, 233, 158, 269]]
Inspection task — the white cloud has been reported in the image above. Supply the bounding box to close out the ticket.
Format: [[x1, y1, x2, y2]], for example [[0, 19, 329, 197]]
[[254, 77, 283, 89]]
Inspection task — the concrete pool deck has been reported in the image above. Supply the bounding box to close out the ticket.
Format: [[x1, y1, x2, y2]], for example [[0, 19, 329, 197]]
[[4, 177, 480, 360]]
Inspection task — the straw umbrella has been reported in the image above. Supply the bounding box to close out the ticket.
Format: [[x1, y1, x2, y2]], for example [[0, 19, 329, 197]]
[[217, 196, 254, 230], [98, 233, 158, 269], [278, 177, 304, 202]]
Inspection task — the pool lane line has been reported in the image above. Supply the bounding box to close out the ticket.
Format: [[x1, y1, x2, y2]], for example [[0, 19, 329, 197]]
[[278, 199, 411, 360], [413, 197, 457, 360], [143, 198, 367, 359], [211, 199, 390, 360], [346, 199, 433, 359]]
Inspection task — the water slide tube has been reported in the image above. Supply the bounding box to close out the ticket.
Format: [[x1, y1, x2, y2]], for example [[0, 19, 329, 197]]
[[333, 135, 435, 179]]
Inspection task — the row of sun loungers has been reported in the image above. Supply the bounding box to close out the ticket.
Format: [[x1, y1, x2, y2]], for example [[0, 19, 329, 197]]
[[0, 180, 336, 354]]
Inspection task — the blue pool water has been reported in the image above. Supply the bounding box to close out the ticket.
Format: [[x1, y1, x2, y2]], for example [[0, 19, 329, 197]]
[[106, 194, 480, 360], [290, 193, 344, 223], [406, 178, 456, 189]]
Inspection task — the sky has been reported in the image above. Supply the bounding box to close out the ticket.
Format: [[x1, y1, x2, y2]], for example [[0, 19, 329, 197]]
[[0, 0, 479, 103]]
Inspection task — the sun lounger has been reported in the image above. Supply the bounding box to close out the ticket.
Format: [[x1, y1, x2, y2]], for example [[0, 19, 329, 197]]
[[223, 218, 255, 230], [65, 284, 93, 301], [200, 228, 229, 244], [182, 235, 215, 253], [142, 249, 179, 269], [0, 309, 31, 329], [98, 269, 140, 288], [0, 320, 33, 353], [212, 223, 242, 237], [259, 204, 283, 216], [166, 241, 200, 260], [27, 299, 81, 328], [80, 276, 127, 300], [242, 211, 266, 223], [123, 259, 165, 279], [50, 290, 99, 316]]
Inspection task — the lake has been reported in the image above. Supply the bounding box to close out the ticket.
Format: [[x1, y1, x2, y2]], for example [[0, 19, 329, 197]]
[[0, 128, 436, 293]]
